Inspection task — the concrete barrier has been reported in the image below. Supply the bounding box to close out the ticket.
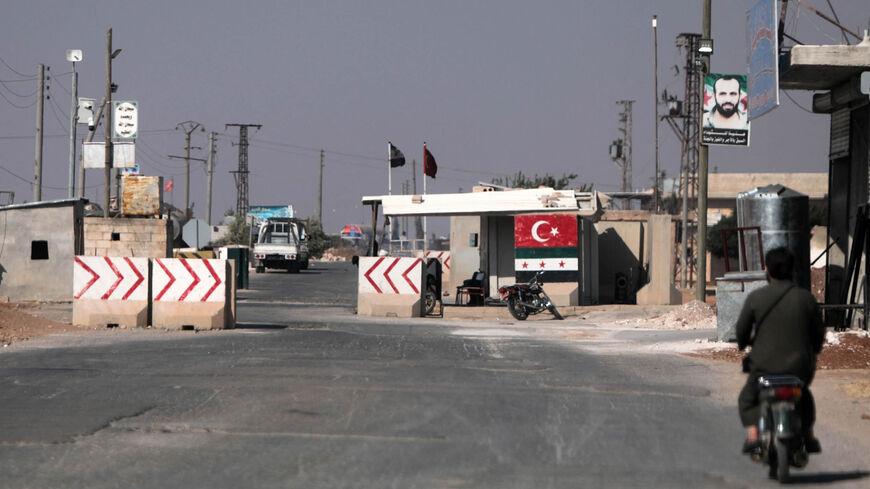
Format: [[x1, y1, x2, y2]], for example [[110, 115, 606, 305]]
[[151, 258, 235, 330], [358, 256, 424, 317], [72, 256, 150, 327]]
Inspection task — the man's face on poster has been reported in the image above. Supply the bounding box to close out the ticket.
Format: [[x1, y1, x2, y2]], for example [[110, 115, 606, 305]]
[[713, 78, 741, 118]]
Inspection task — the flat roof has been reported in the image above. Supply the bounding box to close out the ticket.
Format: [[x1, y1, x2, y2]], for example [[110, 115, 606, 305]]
[[0, 198, 86, 212], [362, 188, 599, 217]]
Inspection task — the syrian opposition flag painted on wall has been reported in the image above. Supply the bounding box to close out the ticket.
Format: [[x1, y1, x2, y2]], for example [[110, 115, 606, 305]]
[[514, 214, 579, 283]]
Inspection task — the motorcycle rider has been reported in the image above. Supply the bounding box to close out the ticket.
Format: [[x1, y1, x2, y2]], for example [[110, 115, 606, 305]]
[[736, 247, 825, 454]]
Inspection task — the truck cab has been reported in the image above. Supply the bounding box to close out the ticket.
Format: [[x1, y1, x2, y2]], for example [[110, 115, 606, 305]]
[[252, 218, 309, 273]]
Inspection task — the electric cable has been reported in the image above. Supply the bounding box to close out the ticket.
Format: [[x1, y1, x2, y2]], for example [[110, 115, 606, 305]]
[[0, 57, 36, 77]]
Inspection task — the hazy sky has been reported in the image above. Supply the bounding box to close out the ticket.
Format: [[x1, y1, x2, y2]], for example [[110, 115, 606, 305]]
[[1, 1, 866, 234]]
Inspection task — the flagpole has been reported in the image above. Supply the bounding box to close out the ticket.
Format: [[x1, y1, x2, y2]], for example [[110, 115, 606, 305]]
[[423, 142, 427, 250], [388, 141, 392, 196]]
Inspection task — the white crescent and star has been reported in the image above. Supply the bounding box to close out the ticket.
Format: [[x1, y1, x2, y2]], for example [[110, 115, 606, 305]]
[[530, 220, 559, 243]]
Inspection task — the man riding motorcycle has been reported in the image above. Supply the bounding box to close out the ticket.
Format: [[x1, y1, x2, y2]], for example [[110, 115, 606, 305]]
[[735, 247, 825, 454]]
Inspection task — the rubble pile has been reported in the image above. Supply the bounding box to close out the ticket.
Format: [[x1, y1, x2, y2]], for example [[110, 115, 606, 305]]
[[616, 300, 717, 330]]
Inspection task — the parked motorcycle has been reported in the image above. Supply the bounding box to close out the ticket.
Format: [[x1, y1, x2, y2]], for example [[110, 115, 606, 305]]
[[498, 271, 563, 320], [750, 375, 810, 483]]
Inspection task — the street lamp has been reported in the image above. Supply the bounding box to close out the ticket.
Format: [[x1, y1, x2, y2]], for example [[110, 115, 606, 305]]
[[698, 38, 714, 55], [65, 49, 82, 199]]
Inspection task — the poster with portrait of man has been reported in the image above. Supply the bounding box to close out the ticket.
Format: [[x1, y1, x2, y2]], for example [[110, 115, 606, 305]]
[[702, 73, 750, 146]]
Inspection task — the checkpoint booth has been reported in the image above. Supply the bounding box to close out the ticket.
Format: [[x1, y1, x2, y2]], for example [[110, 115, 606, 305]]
[[359, 187, 601, 317]]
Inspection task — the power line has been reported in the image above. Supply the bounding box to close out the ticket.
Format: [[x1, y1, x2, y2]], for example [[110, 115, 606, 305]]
[[0, 57, 36, 78], [0, 89, 36, 109], [0, 79, 36, 98]]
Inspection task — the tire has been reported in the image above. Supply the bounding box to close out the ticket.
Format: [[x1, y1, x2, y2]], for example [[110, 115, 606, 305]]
[[255, 266, 265, 274], [424, 288, 437, 316], [541, 293, 564, 319], [507, 296, 529, 320], [775, 439, 790, 483], [287, 262, 301, 274], [547, 303, 564, 320], [301, 259, 309, 270]]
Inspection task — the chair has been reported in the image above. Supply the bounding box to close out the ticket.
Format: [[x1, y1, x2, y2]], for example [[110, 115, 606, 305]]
[[456, 271, 485, 306]]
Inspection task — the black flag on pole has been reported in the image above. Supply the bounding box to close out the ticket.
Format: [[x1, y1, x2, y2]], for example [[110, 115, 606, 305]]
[[389, 142, 406, 168]]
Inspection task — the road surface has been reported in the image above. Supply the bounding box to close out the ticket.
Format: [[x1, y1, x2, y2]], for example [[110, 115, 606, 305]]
[[0, 262, 867, 488]]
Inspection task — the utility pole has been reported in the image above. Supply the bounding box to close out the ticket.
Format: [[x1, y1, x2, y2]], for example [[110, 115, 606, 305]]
[[318, 149, 324, 223], [104, 28, 121, 218], [173, 121, 203, 218], [78, 96, 106, 198], [696, 0, 711, 302], [67, 56, 78, 199], [206, 132, 216, 225], [225, 123, 262, 219], [33, 64, 44, 202], [653, 14, 661, 213], [611, 101, 634, 197], [676, 33, 703, 289]]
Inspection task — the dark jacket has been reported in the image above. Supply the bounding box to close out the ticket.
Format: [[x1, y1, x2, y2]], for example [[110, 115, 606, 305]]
[[736, 278, 825, 379]]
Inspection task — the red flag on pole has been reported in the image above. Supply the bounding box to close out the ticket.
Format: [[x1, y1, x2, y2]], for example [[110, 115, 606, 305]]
[[423, 144, 437, 179], [165, 179, 174, 192]]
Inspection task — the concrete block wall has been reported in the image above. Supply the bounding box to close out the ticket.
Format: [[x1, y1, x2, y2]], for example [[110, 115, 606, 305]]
[[83, 217, 171, 258]]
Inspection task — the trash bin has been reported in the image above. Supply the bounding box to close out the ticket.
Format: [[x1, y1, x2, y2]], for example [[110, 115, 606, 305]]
[[224, 246, 250, 289]]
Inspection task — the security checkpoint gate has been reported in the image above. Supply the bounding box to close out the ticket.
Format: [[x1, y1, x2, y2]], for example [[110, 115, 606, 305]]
[[72, 256, 150, 327], [358, 256, 426, 317]]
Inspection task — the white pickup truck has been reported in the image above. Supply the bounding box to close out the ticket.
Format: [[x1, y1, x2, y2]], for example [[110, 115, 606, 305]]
[[252, 218, 309, 273]]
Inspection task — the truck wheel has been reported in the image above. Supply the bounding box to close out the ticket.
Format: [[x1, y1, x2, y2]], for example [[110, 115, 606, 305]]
[[255, 266, 265, 274], [288, 262, 300, 274]]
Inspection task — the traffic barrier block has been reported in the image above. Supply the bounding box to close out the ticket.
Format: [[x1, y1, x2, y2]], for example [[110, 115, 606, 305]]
[[357, 256, 424, 317], [151, 258, 234, 330], [72, 256, 150, 328]]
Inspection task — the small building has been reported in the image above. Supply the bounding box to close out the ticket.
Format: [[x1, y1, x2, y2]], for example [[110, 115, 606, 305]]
[[0, 199, 85, 301], [363, 187, 601, 306]]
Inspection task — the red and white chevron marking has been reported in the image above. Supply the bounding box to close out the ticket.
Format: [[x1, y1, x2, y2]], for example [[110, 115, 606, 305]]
[[153, 258, 226, 302], [74, 256, 148, 301], [424, 251, 451, 270], [359, 256, 423, 295]]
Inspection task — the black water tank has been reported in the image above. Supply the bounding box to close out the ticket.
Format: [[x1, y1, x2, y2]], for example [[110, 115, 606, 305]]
[[736, 184, 810, 289]]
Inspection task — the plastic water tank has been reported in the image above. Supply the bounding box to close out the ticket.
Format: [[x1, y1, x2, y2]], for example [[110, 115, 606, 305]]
[[736, 184, 810, 289]]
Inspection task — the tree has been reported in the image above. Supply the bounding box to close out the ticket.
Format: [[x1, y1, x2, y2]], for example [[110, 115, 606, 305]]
[[211, 216, 250, 246], [707, 211, 738, 259], [305, 219, 329, 259], [489, 171, 593, 191]]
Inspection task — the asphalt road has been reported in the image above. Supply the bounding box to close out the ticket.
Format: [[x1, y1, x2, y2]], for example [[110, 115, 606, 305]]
[[0, 262, 868, 488]]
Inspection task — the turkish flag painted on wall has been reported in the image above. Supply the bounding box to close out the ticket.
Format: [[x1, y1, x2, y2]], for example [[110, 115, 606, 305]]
[[514, 215, 578, 248]]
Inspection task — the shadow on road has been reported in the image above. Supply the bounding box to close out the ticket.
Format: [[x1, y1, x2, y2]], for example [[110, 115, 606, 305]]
[[234, 322, 289, 330], [789, 470, 869, 484]]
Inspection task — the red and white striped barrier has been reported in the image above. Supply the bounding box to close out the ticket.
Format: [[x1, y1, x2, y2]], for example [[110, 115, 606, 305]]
[[358, 256, 424, 317], [72, 256, 149, 327], [151, 258, 233, 330], [423, 251, 451, 270], [153, 258, 225, 302]]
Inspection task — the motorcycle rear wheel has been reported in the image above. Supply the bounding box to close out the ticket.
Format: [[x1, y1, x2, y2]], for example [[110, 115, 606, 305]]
[[507, 296, 529, 320], [776, 439, 790, 483]]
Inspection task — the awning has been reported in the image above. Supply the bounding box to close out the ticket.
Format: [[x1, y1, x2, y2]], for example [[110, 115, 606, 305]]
[[362, 188, 599, 218]]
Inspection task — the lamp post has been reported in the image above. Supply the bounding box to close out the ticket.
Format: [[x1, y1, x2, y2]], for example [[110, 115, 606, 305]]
[[66, 49, 81, 199]]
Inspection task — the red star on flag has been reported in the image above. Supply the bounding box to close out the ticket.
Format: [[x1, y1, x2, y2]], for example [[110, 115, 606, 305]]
[[559, 260, 566, 268], [539, 261, 546, 268], [522, 261, 528, 269]]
